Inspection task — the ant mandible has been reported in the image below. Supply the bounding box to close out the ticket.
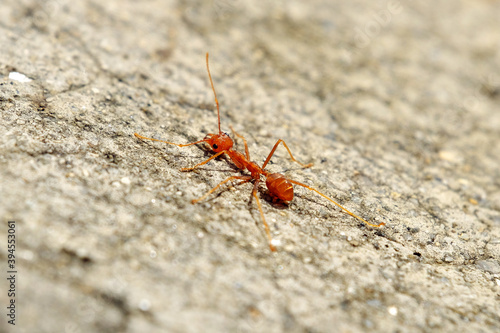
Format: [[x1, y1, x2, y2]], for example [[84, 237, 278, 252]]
[[134, 53, 385, 252]]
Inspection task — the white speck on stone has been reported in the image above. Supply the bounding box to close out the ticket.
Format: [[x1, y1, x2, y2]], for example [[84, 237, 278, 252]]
[[388, 306, 398, 316], [120, 177, 131, 185], [138, 299, 151, 311], [9, 72, 32, 83], [496, 279, 500, 287], [151, 199, 156, 204], [76, 248, 89, 259], [197, 231, 204, 238], [439, 150, 462, 163], [150, 250, 157, 258], [271, 239, 281, 247], [20, 250, 34, 261]]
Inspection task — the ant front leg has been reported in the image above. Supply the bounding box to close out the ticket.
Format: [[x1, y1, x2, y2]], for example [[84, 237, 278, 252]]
[[134, 133, 225, 172], [134, 133, 206, 148], [180, 151, 226, 172], [261, 139, 313, 169], [229, 125, 250, 160]]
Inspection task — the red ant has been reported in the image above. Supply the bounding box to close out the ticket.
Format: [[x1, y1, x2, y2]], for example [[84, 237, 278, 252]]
[[134, 53, 385, 252]]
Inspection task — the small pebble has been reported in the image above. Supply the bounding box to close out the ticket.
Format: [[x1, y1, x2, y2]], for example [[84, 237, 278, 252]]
[[9, 71, 32, 82], [138, 299, 151, 311], [271, 239, 281, 248], [121, 177, 131, 185], [388, 306, 398, 316]]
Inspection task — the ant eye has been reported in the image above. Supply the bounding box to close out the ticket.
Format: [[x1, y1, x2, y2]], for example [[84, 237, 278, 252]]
[[212, 144, 218, 149]]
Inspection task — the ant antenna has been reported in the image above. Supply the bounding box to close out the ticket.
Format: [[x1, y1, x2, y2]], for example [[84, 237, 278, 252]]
[[206, 52, 221, 135]]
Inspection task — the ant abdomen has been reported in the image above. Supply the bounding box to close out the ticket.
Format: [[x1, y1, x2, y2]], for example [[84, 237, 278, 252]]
[[266, 173, 293, 201]]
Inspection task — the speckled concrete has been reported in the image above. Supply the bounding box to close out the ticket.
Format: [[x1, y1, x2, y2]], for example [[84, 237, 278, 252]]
[[0, 0, 499, 332]]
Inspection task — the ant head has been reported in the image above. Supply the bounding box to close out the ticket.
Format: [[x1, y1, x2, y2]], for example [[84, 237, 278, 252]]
[[204, 132, 233, 152]]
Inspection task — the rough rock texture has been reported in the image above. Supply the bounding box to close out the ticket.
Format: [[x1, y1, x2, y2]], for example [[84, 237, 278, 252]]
[[1, 0, 499, 332]]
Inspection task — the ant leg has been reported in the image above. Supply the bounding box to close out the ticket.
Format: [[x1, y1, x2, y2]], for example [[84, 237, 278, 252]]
[[229, 125, 250, 160], [191, 175, 252, 204], [251, 180, 277, 252], [134, 133, 205, 147], [288, 179, 385, 227], [180, 151, 226, 172], [261, 139, 313, 169], [135, 133, 224, 172]]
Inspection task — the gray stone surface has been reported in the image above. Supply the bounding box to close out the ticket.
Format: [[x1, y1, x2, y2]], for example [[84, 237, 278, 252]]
[[1, 0, 499, 332]]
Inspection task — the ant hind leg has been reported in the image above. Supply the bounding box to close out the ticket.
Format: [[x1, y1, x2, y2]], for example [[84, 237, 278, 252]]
[[251, 180, 277, 252], [288, 179, 385, 228]]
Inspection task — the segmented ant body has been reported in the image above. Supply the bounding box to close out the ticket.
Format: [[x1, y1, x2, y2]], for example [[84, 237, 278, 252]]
[[134, 53, 385, 251]]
